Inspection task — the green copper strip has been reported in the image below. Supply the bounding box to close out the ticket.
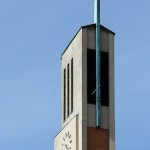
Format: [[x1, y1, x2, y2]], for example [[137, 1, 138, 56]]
[[94, 0, 101, 127]]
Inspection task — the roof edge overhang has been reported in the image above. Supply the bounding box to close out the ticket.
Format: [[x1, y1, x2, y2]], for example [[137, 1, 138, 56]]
[[61, 24, 115, 59]]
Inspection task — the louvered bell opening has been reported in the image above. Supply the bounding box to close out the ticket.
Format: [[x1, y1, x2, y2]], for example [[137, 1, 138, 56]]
[[87, 49, 109, 107], [101, 51, 109, 106], [87, 49, 96, 104]]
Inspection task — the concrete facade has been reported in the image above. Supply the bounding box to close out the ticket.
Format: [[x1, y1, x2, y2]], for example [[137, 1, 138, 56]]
[[54, 115, 78, 150], [54, 24, 115, 150]]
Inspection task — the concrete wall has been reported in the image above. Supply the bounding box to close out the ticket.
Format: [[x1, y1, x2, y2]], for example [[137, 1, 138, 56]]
[[82, 28, 88, 150], [109, 33, 115, 150], [87, 26, 110, 129], [55, 24, 115, 150], [86, 26, 115, 149], [61, 28, 87, 150], [54, 115, 78, 150], [61, 29, 83, 128]]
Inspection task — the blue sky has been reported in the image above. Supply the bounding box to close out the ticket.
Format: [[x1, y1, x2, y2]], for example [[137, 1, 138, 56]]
[[0, 0, 150, 149]]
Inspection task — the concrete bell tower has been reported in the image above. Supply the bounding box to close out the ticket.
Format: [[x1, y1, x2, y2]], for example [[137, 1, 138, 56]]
[[54, 1, 115, 150]]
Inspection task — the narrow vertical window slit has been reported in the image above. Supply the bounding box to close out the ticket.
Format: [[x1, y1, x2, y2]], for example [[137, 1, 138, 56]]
[[63, 69, 66, 122], [71, 59, 73, 113], [67, 64, 70, 117]]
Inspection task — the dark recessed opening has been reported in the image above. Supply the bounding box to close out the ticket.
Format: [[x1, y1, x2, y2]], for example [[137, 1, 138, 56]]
[[87, 49, 109, 107]]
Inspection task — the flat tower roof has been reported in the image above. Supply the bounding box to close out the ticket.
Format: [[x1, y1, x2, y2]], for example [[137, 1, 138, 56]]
[[61, 24, 115, 58]]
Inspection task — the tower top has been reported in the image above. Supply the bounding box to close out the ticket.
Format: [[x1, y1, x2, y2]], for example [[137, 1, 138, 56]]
[[61, 24, 115, 58]]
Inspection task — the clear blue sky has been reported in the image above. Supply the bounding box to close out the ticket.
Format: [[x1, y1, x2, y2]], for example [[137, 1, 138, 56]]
[[0, 0, 150, 149]]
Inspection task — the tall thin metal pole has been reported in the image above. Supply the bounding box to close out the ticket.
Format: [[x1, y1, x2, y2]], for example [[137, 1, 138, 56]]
[[94, 0, 101, 127]]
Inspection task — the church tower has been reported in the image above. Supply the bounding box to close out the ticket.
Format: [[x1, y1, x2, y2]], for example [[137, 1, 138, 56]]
[[54, 24, 115, 150], [54, 1, 115, 150]]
